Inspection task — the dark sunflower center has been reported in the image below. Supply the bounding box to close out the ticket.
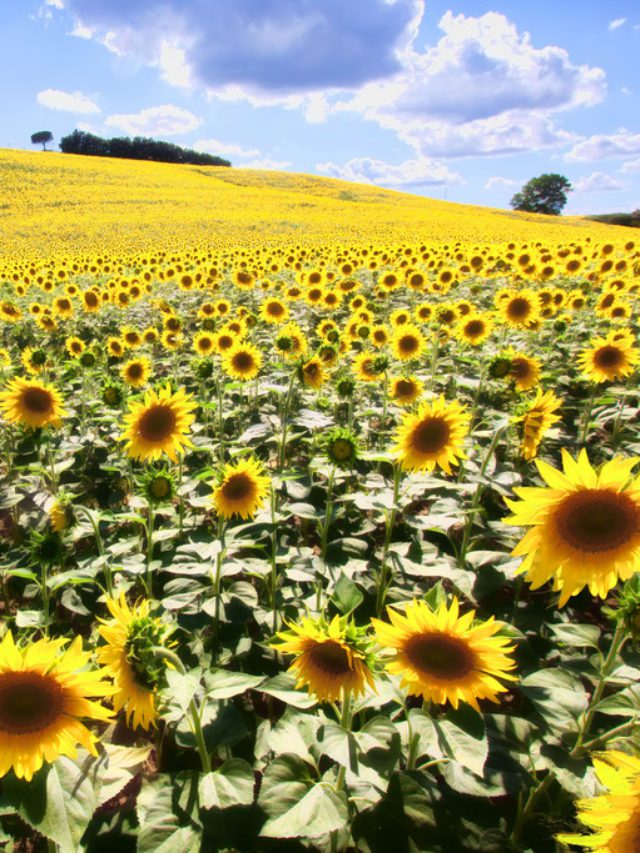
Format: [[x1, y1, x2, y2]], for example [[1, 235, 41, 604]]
[[305, 363, 319, 378], [139, 405, 176, 442], [222, 473, 253, 501], [233, 352, 254, 371], [22, 386, 53, 413], [510, 359, 532, 380], [0, 672, 65, 734], [399, 335, 419, 354], [594, 346, 623, 369], [219, 335, 234, 350], [85, 292, 98, 306], [405, 633, 475, 680], [127, 363, 143, 380], [198, 338, 213, 350], [267, 302, 284, 316], [309, 641, 352, 675], [396, 380, 415, 397], [555, 489, 640, 553], [332, 439, 354, 461], [411, 417, 450, 454], [465, 320, 484, 337], [507, 298, 530, 319]]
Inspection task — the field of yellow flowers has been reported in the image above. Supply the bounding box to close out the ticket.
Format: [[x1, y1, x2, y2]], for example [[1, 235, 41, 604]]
[[0, 147, 639, 852]]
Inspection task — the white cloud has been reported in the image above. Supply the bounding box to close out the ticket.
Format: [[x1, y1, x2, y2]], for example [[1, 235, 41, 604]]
[[608, 18, 627, 30], [484, 176, 519, 190], [566, 129, 640, 161], [159, 42, 192, 89], [105, 104, 202, 136], [621, 157, 640, 174], [574, 171, 625, 192], [193, 138, 260, 158], [75, 121, 97, 133], [70, 21, 93, 38], [316, 156, 463, 189], [241, 158, 292, 170], [37, 88, 100, 114]]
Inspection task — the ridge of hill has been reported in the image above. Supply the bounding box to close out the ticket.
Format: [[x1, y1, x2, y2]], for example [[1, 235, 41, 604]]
[[0, 148, 632, 260]]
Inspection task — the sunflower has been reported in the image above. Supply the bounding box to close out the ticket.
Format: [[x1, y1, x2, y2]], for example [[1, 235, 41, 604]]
[[515, 389, 563, 461], [0, 377, 66, 429], [21, 347, 48, 375], [222, 342, 263, 381], [215, 328, 238, 354], [507, 349, 541, 392], [324, 426, 359, 468], [353, 351, 384, 383], [300, 356, 325, 390], [579, 334, 638, 383], [498, 289, 540, 328], [49, 494, 74, 532], [389, 375, 424, 406], [193, 331, 216, 357], [121, 356, 152, 389], [259, 298, 289, 325], [391, 325, 426, 362], [106, 336, 126, 359], [557, 750, 640, 851], [505, 449, 640, 606], [81, 289, 101, 312], [272, 615, 375, 703], [393, 396, 469, 474], [212, 457, 270, 520], [456, 314, 493, 346], [0, 632, 114, 781], [120, 384, 196, 462], [372, 597, 516, 710], [65, 336, 85, 358], [97, 593, 172, 731]]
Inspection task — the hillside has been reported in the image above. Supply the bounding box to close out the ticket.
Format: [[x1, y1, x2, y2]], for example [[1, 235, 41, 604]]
[[0, 148, 629, 262]]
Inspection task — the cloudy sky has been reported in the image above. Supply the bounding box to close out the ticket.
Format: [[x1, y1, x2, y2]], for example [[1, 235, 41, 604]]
[[3, 0, 640, 213]]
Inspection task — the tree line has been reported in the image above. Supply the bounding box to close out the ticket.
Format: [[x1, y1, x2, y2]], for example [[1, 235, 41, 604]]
[[57, 130, 231, 167]]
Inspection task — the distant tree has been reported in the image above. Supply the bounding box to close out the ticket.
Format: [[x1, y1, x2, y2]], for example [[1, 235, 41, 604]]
[[510, 173, 572, 216], [58, 130, 231, 166], [31, 130, 53, 151]]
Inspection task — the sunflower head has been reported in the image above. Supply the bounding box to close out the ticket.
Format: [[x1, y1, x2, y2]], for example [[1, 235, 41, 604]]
[[393, 396, 469, 474], [211, 456, 270, 520], [324, 427, 359, 468], [488, 355, 513, 379], [49, 493, 75, 532], [142, 468, 177, 505], [79, 351, 97, 369], [120, 384, 196, 463], [102, 381, 124, 407], [336, 374, 356, 398], [30, 529, 65, 565], [272, 614, 376, 703]]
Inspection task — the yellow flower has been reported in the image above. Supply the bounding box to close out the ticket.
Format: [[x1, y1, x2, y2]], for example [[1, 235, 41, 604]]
[[373, 597, 516, 710], [272, 615, 375, 703], [0, 632, 114, 781], [259, 298, 289, 325], [121, 356, 152, 388], [211, 457, 270, 520], [222, 342, 263, 381], [120, 384, 196, 462], [579, 334, 638, 383], [0, 377, 66, 429], [65, 336, 85, 357], [508, 349, 541, 392], [505, 449, 640, 606], [389, 375, 424, 406], [515, 389, 563, 461], [300, 356, 325, 390], [391, 325, 426, 361], [393, 396, 469, 473], [97, 593, 171, 731], [498, 289, 540, 328], [456, 313, 493, 346], [193, 331, 216, 356], [557, 750, 640, 851]]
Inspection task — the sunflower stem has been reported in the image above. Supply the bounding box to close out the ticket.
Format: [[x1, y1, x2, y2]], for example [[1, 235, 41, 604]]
[[278, 370, 296, 470], [375, 464, 402, 617], [146, 503, 155, 598], [458, 426, 505, 568], [177, 456, 184, 539], [428, 334, 440, 391], [75, 505, 112, 597], [211, 517, 226, 661], [151, 646, 211, 773], [270, 485, 279, 635], [41, 561, 50, 635], [579, 383, 597, 446], [216, 376, 225, 461]]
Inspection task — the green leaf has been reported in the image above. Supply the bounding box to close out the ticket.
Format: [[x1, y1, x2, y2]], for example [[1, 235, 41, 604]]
[[203, 669, 265, 700], [199, 759, 255, 810], [259, 769, 348, 840], [331, 572, 364, 615], [161, 668, 200, 723], [595, 683, 640, 717], [98, 744, 152, 807], [136, 774, 201, 853], [4, 753, 107, 853], [259, 673, 317, 709], [520, 669, 588, 733], [550, 623, 601, 649]]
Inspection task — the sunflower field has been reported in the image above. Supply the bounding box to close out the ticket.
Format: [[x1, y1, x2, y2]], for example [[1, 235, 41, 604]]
[[1, 149, 640, 852]]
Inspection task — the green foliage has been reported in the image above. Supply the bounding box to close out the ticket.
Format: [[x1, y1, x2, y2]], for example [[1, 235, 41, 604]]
[[510, 172, 572, 215], [30, 130, 53, 150]]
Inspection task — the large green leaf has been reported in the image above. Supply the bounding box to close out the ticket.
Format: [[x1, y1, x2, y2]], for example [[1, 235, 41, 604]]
[[203, 669, 265, 700], [136, 774, 202, 853], [199, 759, 255, 810]]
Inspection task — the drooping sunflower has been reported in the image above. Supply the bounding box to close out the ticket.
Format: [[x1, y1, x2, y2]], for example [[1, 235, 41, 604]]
[[272, 615, 375, 703], [97, 593, 173, 731], [391, 325, 426, 362], [211, 456, 270, 520], [121, 356, 152, 389], [0, 377, 66, 429], [504, 449, 640, 606], [222, 342, 263, 381], [0, 632, 114, 781], [300, 356, 325, 390], [393, 396, 469, 474], [579, 334, 639, 383], [515, 389, 563, 461], [120, 384, 196, 462], [557, 750, 640, 851], [389, 375, 424, 406], [372, 597, 516, 710]]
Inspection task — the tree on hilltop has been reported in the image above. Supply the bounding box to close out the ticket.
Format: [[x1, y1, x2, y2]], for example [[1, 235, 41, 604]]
[[31, 131, 54, 151], [510, 174, 572, 216]]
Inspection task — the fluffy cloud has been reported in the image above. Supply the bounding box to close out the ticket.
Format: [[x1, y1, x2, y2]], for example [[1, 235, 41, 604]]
[[241, 158, 292, 170], [566, 130, 640, 162], [316, 156, 463, 189], [193, 138, 260, 158], [608, 18, 627, 30], [105, 104, 201, 136], [37, 88, 100, 113], [484, 176, 519, 190], [620, 158, 640, 174], [573, 171, 625, 192], [56, 0, 421, 93]]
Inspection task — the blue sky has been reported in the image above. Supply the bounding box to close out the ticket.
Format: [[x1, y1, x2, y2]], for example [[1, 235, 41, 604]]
[[2, 0, 640, 214]]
